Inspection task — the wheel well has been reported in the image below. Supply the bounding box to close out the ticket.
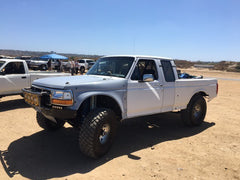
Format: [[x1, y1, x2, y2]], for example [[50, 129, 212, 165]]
[[77, 95, 122, 122], [187, 91, 208, 107], [193, 91, 208, 98]]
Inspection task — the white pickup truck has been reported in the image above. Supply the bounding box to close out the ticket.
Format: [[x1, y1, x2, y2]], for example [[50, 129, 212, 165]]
[[0, 59, 70, 98], [23, 55, 218, 158], [77, 59, 95, 73]]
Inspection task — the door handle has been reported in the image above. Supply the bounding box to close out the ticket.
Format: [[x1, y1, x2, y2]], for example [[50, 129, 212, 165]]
[[21, 76, 27, 79]]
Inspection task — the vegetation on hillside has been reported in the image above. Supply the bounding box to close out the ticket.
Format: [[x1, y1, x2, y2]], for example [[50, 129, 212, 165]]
[[0, 49, 100, 60], [174, 60, 194, 68], [1, 49, 239, 72], [214, 61, 240, 72]]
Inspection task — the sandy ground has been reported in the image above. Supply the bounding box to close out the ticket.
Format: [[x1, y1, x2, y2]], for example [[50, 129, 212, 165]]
[[0, 69, 240, 180]]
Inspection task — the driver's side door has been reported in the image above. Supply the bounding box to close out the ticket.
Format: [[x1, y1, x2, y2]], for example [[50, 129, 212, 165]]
[[127, 59, 163, 118]]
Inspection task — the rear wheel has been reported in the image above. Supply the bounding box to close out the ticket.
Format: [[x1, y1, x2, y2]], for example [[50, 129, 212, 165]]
[[36, 112, 65, 130], [181, 95, 207, 126], [78, 108, 119, 158], [80, 66, 85, 74]]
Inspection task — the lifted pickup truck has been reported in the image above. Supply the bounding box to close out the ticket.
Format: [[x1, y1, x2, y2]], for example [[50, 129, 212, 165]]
[[0, 59, 70, 98], [23, 55, 218, 158]]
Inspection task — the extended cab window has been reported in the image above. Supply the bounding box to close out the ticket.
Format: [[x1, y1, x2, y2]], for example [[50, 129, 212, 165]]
[[161, 60, 175, 82], [4, 62, 25, 74], [131, 59, 158, 81]]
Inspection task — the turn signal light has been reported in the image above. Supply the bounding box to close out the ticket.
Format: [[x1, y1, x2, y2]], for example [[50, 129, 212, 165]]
[[52, 99, 73, 106]]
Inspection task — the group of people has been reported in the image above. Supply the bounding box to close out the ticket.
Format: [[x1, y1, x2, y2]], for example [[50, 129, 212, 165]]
[[69, 59, 80, 75], [45, 59, 83, 75]]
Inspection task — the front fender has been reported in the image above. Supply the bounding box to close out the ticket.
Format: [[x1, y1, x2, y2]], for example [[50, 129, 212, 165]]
[[73, 90, 126, 118]]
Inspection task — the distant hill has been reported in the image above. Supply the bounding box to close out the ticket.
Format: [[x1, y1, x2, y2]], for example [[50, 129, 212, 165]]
[[0, 49, 101, 60], [1, 49, 239, 72], [213, 61, 240, 72]]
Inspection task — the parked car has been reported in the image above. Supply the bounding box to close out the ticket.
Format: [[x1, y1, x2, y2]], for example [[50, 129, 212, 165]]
[[23, 55, 218, 158], [77, 59, 95, 73], [0, 59, 70, 98], [61, 60, 71, 72], [29, 58, 61, 71]]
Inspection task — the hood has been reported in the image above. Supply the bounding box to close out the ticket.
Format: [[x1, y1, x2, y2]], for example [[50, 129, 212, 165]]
[[32, 75, 127, 90]]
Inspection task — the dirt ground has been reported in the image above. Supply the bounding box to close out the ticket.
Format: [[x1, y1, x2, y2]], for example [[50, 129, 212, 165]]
[[0, 68, 240, 180]]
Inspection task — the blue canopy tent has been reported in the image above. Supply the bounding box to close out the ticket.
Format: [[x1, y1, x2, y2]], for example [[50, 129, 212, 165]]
[[40, 54, 68, 71], [40, 53, 68, 60]]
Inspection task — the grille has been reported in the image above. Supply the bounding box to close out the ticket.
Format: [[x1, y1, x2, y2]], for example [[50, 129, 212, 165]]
[[31, 85, 52, 107]]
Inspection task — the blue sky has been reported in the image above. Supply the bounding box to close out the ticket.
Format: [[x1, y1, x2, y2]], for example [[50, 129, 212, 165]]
[[0, 0, 239, 61]]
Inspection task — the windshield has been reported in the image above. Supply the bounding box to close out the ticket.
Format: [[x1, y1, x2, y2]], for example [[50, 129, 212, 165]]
[[0, 60, 5, 68], [87, 57, 134, 78]]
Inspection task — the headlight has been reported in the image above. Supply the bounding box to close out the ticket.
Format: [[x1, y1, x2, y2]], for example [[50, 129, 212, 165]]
[[51, 90, 73, 106]]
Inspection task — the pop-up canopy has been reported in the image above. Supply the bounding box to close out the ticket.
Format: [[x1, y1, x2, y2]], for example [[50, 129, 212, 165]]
[[40, 53, 68, 60]]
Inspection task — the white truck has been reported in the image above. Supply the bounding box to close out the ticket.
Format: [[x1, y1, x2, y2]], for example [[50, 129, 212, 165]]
[[77, 59, 95, 73], [0, 59, 70, 98], [28, 58, 60, 71], [23, 55, 218, 158]]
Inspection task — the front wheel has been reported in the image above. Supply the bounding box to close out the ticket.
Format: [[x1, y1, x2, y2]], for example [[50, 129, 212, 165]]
[[181, 95, 207, 126], [78, 108, 119, 158], [36, 112, 65, 130]]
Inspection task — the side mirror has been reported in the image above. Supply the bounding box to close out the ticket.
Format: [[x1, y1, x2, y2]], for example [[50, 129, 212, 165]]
[[142, 74, 154, 82]]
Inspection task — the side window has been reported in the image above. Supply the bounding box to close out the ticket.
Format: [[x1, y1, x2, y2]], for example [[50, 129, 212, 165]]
[[131, 59, 158, 81], [161, 60, 175, 82], [86, 60, 93, 63], [78, 60, 85, 63], [4, 62, 25, 74]]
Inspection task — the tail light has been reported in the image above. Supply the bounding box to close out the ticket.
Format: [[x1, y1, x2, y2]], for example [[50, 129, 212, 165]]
[[216, 83, 218, 95]]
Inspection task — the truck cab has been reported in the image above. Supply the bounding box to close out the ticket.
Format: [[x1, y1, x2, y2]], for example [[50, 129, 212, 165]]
[[0, 59, 30, 96], [0, 59, 70, 98]]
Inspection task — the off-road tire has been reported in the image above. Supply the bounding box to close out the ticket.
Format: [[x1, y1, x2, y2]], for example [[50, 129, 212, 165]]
[[36, 112, 65, 130], [181, 95, 207, 126], [79, 108, 119, 158]]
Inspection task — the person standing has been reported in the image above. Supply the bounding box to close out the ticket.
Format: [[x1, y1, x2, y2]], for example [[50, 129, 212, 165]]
[[75, 60, 79, 75], [58, 59, 62, 72], [70, 59, 75, 75], [47, 59, 52, 71]]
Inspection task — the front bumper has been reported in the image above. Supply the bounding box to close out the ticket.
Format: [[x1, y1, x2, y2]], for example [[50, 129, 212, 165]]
[[37, 106, 77, 120], [23, 88, 77, 120]]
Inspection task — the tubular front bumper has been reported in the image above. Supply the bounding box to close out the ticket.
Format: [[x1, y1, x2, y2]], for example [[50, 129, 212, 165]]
[[22, 88, 77, 120]]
